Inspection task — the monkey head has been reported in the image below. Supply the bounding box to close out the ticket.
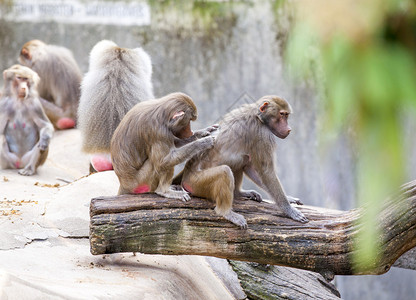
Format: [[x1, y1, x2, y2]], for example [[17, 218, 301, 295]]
[[3, 65, 40, 100], [19, 39, 46, 66], [166, 93, 198, 140], [257, 95, 292, 139]]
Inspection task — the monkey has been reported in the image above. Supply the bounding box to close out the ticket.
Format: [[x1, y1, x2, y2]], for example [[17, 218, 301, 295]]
[[0, 65, 54, 176], [77, 40, 154, 172], [111, 92, 216, 201], [18, 39, 82, 130], [179, 95, 308, 229]]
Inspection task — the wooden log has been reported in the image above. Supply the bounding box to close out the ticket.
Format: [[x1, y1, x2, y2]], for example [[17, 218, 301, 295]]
[[229, 261, 341, 300], [89, 180, 416, 276], [393, 247, 416, 270]]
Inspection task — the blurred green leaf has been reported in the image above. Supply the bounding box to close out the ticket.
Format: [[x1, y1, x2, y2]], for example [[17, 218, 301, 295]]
[[286, 0, 416, 269]]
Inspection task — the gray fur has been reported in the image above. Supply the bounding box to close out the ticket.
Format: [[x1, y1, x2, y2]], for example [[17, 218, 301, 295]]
[[77, 40, 154, 153]]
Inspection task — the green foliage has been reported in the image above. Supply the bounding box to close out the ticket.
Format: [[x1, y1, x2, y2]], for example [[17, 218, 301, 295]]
[[285, 0, 416, 270]]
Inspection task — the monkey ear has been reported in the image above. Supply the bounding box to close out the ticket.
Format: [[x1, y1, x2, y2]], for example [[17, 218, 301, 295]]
[[259, 102, 269, 113], [32, 73, 40, 87], [21, 48, 31, 60], [3, 70, 12, 80], [171, 111, 185, 120]]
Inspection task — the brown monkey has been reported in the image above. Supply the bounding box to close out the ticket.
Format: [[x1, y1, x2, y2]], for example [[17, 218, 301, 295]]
[[77, 40, 154, 172], [18, 39, 82, 130], [111, 92, 215, 200], [0, 65, 54, 175], [180, 95, 308, 228]]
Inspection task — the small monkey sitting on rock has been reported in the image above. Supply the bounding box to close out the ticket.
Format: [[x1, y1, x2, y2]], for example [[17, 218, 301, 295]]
[[0, 65, 54, 175]]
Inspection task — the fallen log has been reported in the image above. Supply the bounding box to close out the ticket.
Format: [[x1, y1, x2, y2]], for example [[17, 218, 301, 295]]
[[90, 180, 416, 276], [229, 261, 341, 299]]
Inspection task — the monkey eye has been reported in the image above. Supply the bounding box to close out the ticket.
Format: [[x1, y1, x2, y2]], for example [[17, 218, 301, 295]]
[[280, 111, 289, 118]]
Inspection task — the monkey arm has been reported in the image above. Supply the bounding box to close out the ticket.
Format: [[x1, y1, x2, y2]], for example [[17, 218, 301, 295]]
[[174, 135, 197, 147], [174, 125, 218, 148], [255, 162, 308, 223], [243, 162, 264, 187], [0, 114, 8, 134], [161, 136, 214, 170], [161, 143, 201, 169], [33, 111, 54, 150]]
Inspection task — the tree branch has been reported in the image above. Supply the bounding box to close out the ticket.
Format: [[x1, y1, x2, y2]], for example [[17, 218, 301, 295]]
[[89, 180, 416, 276]]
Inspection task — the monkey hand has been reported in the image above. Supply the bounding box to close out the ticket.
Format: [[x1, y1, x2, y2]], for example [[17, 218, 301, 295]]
[[197, 136, 215, 149], [193, 124, 219, 138], [235, 190, 262, 202], [287, 195, 303, 205], [38, 136, 50, 151], [195, 136, 215, 152]]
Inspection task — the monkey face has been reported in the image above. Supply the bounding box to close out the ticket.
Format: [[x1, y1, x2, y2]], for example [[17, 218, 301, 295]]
[[267, 111, 292, 139], [5, 66, 39, 101], [169, 110, 194, 139], [14, 76, 30, 99], [258, 99, 292, 139]]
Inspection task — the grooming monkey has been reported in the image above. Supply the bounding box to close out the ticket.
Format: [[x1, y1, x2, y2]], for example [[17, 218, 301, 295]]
[[180, 95, 308, 228], [19, 39, 82, 129], [111, 92, 216, 200], [77, 40, 154, 172], [0, 65, 54, 175]]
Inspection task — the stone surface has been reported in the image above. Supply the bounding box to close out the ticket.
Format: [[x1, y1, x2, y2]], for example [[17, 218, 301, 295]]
[[0, 129, 236, 299]]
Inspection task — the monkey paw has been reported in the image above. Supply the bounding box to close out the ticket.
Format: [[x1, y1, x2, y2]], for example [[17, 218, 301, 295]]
[[181, 192, 191, 202], [287, 195, 303, 205], [286, 206, 308, 223], [38, 140, 49, 151], [194, 124, 219, 138], [236, 190, 262, 202], [156, 189, 190, 202], [18, 167, 35, 176], [223, 211, 247, 229]]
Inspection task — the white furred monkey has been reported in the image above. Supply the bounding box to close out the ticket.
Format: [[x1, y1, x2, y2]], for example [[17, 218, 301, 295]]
[[77, 40, 154, 172]]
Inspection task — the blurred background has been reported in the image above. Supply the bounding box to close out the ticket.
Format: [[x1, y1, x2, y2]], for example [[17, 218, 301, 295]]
[[1, 1, 415, 299]]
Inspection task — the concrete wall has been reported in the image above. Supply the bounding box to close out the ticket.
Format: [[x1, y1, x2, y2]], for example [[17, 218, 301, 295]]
[[1, 1, 415, 299]]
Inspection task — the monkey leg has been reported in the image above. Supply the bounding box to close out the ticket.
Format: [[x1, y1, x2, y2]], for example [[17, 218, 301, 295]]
[[40, 98, 75, 129], [18, 145, 46, 176], [233, 170, 263, 202], [154, 168, 190, 201], [116, 159, 189, 201], [183, 165, 247, 229], [0, 149, 21, 169], [1, 139, 21, 169]]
